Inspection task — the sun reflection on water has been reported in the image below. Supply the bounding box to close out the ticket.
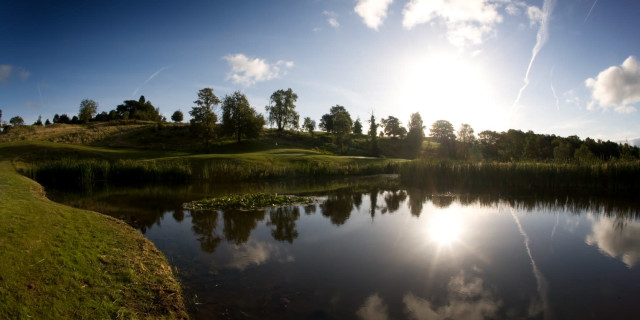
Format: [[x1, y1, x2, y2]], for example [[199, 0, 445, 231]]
[[429, 212, 463, 245]]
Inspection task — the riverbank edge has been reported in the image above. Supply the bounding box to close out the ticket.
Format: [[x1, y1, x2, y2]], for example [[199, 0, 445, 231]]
[[0, 161, 187, 319]]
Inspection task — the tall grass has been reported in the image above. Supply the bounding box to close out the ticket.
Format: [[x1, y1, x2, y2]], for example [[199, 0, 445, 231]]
[[26, 158, 401, 188], [399, 160, 640, 196]]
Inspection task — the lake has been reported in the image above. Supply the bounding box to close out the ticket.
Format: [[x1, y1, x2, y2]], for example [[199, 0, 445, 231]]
[[47, 177, 640, 319]]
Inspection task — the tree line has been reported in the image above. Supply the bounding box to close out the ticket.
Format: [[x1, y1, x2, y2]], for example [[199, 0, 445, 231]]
[[1, 88, 638, 162]]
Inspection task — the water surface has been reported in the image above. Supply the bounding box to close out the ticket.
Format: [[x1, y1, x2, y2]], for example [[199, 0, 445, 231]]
[[48, 179, 640, 319]]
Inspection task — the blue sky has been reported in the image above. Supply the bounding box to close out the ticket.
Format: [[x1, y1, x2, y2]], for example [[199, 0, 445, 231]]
[[2, 0, 640, 143]]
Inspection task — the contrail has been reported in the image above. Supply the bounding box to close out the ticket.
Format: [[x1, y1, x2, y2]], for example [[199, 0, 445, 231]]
[[550, 68, 559, 110], [513, 0, 556, 108], [131, 66, 170, 98], [583, 0, 598, 24], [511, 210, 553, 319]]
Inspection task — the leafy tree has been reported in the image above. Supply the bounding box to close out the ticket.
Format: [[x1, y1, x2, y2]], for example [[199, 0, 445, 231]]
[[94, 111, 109, 122], [221, 91, 265, 143], [478, 130, 501, 160], [574, 144, 597, 164], [368, 114, 379, 156], [71, 116, 79, 124], [171, 110, 184, 123], [456, 123, 475, 160], [406, 112, 425, 158], [319, 114, 333, 133], [429, 120, 456, 143], [319, 105, 351, 134], [116, 96, 160, 121], [333, 111, 352, 150], [0, 109, 2, 124], [79, 99, 98, 123], [9, 116, 24, 126], [265, 88, 299, 131], [429, 120, 456, 158], [190, 88, 221, 146], [52, 114, 60, 123], [108, 110, 118, 121], [59, 114, 71, 124], [33, 115, 43, 126], [303, 117, 316, 135], [381, 116, 406, 138], [45, 119, 51, 126], [353, 118, 363, 136]]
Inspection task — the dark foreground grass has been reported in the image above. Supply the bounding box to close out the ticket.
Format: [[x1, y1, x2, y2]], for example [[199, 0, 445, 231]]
[[399, 160, 640, 196], [0, 161, 187, 319]]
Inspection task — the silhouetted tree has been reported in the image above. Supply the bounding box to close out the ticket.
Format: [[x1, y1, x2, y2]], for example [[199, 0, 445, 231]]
[[94, 111, 109, 122], [381, 116, 406, 138], [406, 112, 425, 158], [171, 110, 184, 123], [353, 117, 363, 135], [224, 211, 266, 245], [265, 88, 299, 131], [79, 99, 98, 123], [44, 119, 51, 126], [430, 120, 456, 158], [9, 116, 24, 126], [59, 114, 71, 124], [368, 114, 379, 156], [457, 123, 475, 160], [303, 117, 316, 135], [221, 91, 265, 143], [33, 115, 43, 126], [190, 88, 220, 146]]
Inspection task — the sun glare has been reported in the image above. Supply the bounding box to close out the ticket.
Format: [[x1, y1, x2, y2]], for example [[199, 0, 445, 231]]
[[396, 51, 504, 129], [428, 213, 462, 245]]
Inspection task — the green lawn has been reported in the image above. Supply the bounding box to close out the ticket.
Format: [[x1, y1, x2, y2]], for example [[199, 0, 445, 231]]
[[0, 161, 187, 319]]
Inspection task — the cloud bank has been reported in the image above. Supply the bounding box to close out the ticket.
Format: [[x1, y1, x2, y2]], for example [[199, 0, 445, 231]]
[[223, 54, 293, 86], [355, 0, 394, 30], [586, 56, 640, 114]]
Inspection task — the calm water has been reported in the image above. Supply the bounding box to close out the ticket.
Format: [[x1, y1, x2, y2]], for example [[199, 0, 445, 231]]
[[48, 178, 640, 319]]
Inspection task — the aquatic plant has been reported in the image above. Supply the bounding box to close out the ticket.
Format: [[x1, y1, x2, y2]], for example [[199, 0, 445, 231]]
[[184, 193, 315, 210]]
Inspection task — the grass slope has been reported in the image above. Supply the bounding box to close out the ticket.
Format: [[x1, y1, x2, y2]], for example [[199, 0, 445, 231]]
[[0, 161, 187, 319]]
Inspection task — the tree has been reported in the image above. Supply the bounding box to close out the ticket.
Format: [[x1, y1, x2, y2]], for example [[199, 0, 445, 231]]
[[94, 111, 109, 122], [78, 99, 98, 123], [265, 88, 299, 131], [368, 114, 379, 156], [0, 109, 2, 124], [115, 96, 160, 121], [59, 114, 71, 124], [319, 105, 351, 134], [457, 123, 475, 160], [574, 144, 597, 164], [407, 112, 425, 158], [303, 117, 316, 135], [353, 118, 363, 136], [429, 120, 456, 143], [10, 116, 24, 126], [171, 110, 184, 123], [333, 111, 352, 150], [190, 88, 221, 146], [381, 116, 406, 138], [429, 120, 456, 158], [33, 115, 43, 126], [52, 114, 60, 124], [221, 91, 265, 143], [45, 119, 51, 126]]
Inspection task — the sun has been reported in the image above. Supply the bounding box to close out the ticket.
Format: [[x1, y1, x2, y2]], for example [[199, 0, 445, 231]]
[[428, 213, 462, 245], [395, 50, 504, 130]]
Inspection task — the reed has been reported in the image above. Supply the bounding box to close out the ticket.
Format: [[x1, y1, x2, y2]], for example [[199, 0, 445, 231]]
[[399, 160, 640, 196]]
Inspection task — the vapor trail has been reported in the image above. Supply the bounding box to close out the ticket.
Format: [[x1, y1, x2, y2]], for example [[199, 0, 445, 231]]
[[583, 0, 598, 24], [131, 66, 170, 98], [550, 68, 559, 110], [513, 0, 556, 108], [511, 210, 552, 319]]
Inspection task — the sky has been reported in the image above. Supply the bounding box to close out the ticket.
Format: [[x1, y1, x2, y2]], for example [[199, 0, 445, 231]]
[[2, 0, 640, 144]]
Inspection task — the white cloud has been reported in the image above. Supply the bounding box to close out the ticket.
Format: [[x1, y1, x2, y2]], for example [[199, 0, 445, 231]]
[[323, 11, 340, 28], [403, 271, 502, 320], [355, 0, 394, 30], [527, 6, 544, 27], [585, 56, 640, 113], [223, 54, 294, 86], [402, 0, 504, 48], [356, 294, 389, 320], [586, 217, 640, 268], [227, 241, 294, 270], [0, 65, 30, 83]]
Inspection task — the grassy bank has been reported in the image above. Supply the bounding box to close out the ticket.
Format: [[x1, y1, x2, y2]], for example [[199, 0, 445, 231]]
[[0, 161, 187, 319], [399, 160, 640, 196]]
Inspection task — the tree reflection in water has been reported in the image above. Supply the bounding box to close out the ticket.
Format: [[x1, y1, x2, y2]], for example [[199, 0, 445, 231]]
[[321, 193, 354, 226], [190, 210, 222, 253], [267, 206, 301, 243], [382, 189, 407, 213], [223, 210, 266, 245]]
